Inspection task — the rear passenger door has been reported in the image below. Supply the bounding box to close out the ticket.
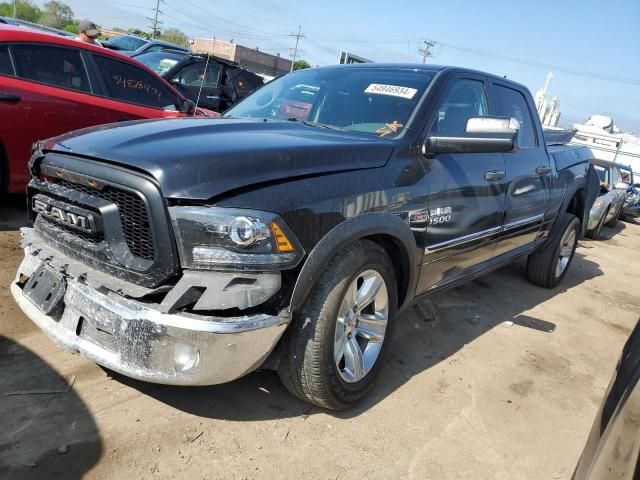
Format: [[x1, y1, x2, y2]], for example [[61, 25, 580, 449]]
[[490, 81, 550, 258], [417, 75, 507, 292], [86, 53, 185, 121]]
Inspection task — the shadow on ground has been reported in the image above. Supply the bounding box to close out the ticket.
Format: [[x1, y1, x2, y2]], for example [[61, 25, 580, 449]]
[[114, 250, 603, 421], [0, 336, 102, 479], [0, 194, 30, 231]]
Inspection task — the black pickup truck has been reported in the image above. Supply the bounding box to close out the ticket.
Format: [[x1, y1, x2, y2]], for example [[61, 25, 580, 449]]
[[13, 64, 599, 410]]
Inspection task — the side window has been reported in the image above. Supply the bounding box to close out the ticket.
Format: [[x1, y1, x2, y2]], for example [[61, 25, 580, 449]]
[[611, 167, 620, 185], [174, 62, 221, 88], [0, 46, 14, 76], [494, 85, 537, 148], [93, 54, 181, 110], [430, 79, 489, 135], [12, 44, 90, 93], [594, 165, 609, 186]]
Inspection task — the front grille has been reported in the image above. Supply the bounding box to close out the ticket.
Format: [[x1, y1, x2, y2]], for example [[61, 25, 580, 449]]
[[56, 179, 155, 261]]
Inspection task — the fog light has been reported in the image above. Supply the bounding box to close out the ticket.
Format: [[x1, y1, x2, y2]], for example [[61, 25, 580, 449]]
[[173, 342, 200, 372]]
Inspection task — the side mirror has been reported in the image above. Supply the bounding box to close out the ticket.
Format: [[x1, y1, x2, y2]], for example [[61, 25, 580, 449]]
[[180, 99, 196, 115], [424, 116, 519, 155], [614, 182, 629, 190]]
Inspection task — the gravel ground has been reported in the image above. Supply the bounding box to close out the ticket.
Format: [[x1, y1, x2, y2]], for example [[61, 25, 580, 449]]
[[1, 194, 639, 480]]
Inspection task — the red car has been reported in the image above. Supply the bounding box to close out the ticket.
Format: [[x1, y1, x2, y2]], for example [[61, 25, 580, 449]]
[[0, 25, 213, 193]]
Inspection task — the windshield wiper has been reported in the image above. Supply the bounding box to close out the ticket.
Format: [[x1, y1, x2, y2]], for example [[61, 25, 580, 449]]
[[286, 117, 344, 131]]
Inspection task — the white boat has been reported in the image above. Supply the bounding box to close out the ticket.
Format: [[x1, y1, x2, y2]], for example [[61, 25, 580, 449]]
[[570, 115, 640, 177]]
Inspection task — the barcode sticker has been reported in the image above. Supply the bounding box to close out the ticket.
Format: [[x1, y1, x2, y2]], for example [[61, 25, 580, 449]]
[[364, 84, 418, 99]]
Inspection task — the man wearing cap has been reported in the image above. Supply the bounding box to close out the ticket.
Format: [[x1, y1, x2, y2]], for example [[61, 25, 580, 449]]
[[76, 19, 102, 46]]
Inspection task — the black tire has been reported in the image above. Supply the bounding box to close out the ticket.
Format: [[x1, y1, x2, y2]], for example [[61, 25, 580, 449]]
[[527, 212, 580, 289], [604, 203, 621, 227], [586, 207, 608, 240], [278, 240, 398, 410]]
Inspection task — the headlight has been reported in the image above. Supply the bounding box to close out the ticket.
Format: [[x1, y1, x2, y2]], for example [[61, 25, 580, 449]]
[[169, 206, 303, 270], [593, 198, 605, 209]]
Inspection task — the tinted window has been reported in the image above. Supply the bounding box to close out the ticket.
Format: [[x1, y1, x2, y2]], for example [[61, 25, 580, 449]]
[[0, 45, 13, 75], [12, 45, 90, 92], [174, 61, 221, 88], [430, 79, 489, 135], [494, 85, 537, 148], [93, 54, 181, 110], [230, 70, 263, 96], [226, 68, 434, 138]]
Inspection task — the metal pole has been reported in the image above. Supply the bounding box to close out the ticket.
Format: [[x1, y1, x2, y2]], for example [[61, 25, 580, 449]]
[[290, 25, 302, 72], [151, 0, 160, 39]]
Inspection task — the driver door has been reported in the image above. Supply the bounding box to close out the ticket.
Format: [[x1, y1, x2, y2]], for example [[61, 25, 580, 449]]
[[169, 61, 222, 111], [417, 75, 507, 292]]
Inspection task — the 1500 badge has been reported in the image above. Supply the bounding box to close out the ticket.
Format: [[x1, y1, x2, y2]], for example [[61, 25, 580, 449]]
[[428, 206, 452, 225]]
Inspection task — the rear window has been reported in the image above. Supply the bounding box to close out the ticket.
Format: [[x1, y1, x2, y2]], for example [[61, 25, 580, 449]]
[[12, 44, 90, 93], [92, 54, 181, 110], [0, 46, 14, 75]]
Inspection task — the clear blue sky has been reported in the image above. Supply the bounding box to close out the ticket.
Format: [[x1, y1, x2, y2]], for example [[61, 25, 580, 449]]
[[46, 0, 640, 132]]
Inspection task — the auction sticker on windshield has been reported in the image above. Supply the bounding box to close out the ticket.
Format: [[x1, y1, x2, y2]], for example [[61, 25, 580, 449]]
[[365, 84, 418, 99]]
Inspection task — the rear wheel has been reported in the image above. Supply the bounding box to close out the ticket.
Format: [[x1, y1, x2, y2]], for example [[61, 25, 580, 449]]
[[278, 240, 397, 410], [527, 212, 580, 288]]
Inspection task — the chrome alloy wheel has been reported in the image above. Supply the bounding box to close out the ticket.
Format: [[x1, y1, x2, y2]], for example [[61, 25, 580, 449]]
[[555, 227, 577, 278], [334, 269, 389, 383]]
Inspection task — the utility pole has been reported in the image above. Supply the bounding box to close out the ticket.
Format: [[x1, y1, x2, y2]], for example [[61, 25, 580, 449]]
[[418, 40, 437, 64], [289, 25, 304, 72], [151, 0, 161, 39]]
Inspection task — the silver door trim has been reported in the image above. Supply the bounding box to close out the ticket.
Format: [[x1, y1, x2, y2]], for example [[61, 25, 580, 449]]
[[425, 226, 502, 253], [502, 213, 544, 232]]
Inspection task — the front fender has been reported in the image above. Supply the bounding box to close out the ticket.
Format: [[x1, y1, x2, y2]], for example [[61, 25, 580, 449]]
[[289, 212, 420, 313]]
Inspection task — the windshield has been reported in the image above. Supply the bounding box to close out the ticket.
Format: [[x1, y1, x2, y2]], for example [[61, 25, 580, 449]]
[[135, 51, 185, 75], [109, 35, 148, 51], [224, 68, 434, 138]]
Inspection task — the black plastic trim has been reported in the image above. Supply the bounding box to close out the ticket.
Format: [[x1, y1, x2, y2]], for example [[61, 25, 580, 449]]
[[289, 212, 419, 313]]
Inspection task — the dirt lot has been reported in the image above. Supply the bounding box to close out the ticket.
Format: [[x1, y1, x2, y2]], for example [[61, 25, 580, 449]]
[[1, 193, 639, 480]]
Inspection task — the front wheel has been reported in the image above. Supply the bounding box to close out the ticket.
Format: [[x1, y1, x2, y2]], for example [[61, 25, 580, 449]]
[[278, 240, 397, 410], [604, 203, 621, 227], [527, 212, 580, 289]]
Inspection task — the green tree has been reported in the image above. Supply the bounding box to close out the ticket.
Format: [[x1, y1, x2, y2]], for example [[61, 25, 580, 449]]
[[40, 0, 74, 29], [293, 59, 311, 71], [63, 19, 79, 34], [127, 28, 150, 39], [157, 27, 188, 46], [0, 0, 41, 22]]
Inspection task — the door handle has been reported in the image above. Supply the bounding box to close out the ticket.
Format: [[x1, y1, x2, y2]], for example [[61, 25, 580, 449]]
[[535, 165, 552, 175], [0, 92, 21, 102], [484, 170, 505, 181]]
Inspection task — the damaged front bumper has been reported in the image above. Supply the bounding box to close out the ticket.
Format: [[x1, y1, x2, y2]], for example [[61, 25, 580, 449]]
[[11, 228, 290, 386]]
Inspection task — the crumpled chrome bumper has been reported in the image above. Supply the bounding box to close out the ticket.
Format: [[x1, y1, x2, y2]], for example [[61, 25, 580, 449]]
[[12, 230, 290, 386]]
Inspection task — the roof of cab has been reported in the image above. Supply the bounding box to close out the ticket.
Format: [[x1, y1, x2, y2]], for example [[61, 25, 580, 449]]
[[311, 63, 529, 91]]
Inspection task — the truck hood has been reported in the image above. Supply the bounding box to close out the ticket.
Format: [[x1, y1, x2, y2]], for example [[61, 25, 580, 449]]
[[44, 118, 395, 200]]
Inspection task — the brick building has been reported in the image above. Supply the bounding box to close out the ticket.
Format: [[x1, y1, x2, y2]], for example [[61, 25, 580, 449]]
[[191, 38, 292, 76]]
